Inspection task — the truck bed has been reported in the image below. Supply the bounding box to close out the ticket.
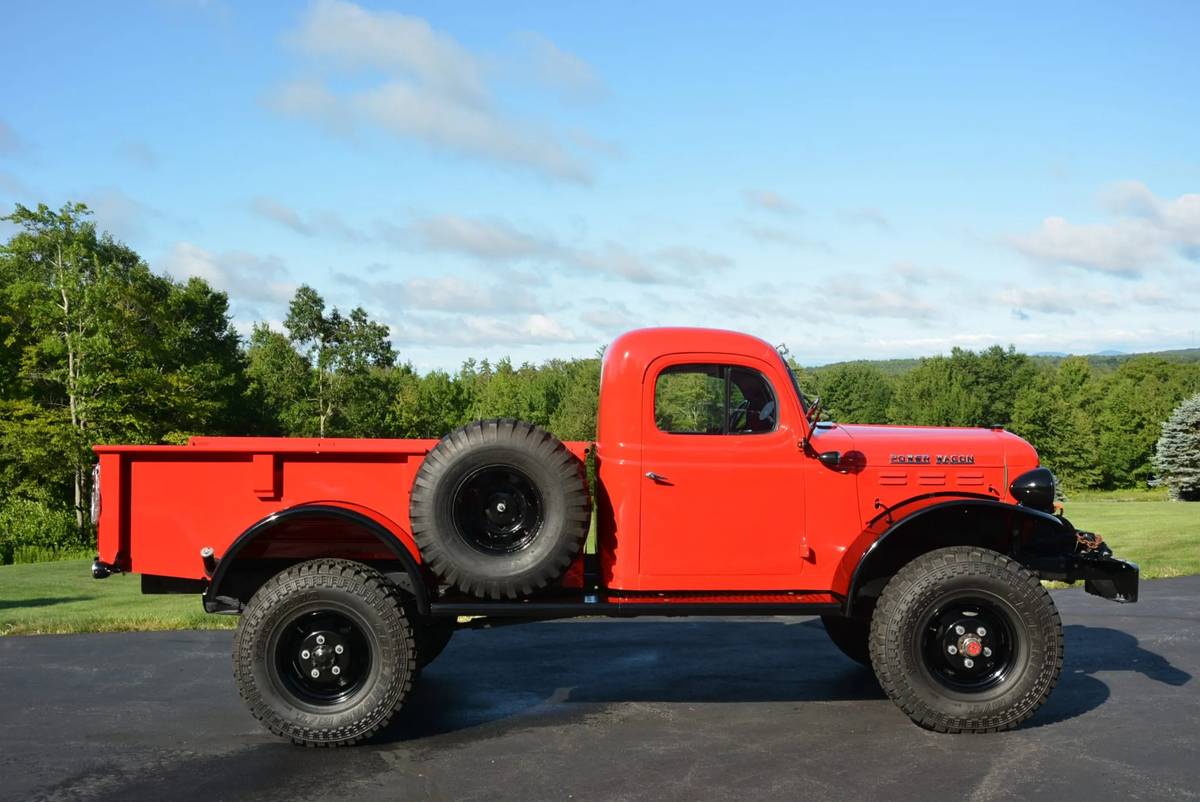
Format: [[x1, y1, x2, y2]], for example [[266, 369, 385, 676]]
[[94, 436, 590, 581]]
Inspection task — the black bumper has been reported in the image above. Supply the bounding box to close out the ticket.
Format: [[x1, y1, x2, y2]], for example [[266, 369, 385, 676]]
[[1078, 554, 1139, 603], [1030, 534, 1139, 603]]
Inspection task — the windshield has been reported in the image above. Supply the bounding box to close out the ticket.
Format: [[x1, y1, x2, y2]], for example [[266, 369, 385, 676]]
[[780, 354, 812, 414]]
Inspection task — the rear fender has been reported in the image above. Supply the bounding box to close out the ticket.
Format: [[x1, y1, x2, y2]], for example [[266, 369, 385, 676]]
[[202, 504, 430, 615]]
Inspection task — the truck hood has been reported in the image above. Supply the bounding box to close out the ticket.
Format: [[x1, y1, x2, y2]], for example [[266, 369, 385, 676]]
[[825, 423, 1033, 469]]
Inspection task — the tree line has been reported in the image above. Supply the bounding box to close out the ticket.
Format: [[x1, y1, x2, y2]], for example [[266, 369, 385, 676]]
[[1, 203, 1197, 560]]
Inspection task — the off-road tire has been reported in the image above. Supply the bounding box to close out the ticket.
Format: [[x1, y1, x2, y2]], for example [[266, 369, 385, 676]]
[[821, 615, 872, 667], [869, 546, 1063, 733], [416, 618, 456, 670], [233, 559, 416, 747], [410, 419, 590, 599]]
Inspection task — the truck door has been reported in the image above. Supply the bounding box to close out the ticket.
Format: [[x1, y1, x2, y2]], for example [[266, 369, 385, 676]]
[[637, 356, 807, 589]]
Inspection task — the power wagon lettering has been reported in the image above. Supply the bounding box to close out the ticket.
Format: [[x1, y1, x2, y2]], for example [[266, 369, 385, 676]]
[[889, 453, 976, 465]]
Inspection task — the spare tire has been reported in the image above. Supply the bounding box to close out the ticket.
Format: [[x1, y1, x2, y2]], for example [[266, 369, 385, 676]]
[[410, 419, 590, 599]]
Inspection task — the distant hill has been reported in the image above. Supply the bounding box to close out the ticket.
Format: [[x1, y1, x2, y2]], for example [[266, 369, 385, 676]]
[[806, 347, 1200, 376]]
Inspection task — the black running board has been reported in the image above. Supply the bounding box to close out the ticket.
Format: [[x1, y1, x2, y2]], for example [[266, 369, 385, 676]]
[[430, 591, 844, 621]]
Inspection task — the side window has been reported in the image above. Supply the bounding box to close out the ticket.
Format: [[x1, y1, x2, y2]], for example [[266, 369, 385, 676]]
[[654, 365, 725, 434], [654, 364, 777, 435], [729, 366, 778, 433]]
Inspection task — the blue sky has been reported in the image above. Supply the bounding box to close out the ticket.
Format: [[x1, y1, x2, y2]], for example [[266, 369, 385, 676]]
[[2, 1, 1198, 370]]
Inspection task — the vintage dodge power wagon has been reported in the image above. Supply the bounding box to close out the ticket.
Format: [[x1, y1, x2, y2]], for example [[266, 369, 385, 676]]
[[91, 327, 1138, 745]]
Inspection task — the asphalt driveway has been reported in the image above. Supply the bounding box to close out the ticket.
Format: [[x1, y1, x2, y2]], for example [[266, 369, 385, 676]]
[[1, 578, 1196, 802]]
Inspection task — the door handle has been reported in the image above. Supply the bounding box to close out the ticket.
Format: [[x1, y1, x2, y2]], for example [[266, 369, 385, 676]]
[[645, 471, 668, 483]]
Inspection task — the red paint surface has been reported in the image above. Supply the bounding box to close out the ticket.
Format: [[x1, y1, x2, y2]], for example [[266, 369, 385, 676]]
[[95, 327, 1039, 599]]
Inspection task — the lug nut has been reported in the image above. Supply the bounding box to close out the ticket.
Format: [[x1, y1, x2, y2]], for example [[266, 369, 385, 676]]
[[301, 650, 310, 659], [310, 668, 320, 678], [334, 644, 344, 655], [955, 625, 965, 635], [316, 635, 325, 645], [948, 645, 958, 655], [331, 666, 341, 676], [983, 647, 992, 657], [964, 658, 975, 668], [977, 627, 987, 637]]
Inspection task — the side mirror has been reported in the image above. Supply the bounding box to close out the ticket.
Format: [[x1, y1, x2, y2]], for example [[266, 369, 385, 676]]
[[818, 450, 841, 468]]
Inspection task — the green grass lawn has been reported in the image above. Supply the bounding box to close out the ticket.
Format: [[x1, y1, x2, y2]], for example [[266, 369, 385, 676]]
[[0, 560, 236, 636], [1, 495, 1196, 636], [1063, 498, 1200, 579]]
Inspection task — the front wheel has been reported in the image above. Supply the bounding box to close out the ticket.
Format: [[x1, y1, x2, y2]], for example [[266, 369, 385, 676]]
[[233, 559, 417, 746], [869, 547, 1063, 733]]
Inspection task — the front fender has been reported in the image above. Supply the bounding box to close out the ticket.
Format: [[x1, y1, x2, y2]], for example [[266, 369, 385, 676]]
[[842, 495, 1075, 616]]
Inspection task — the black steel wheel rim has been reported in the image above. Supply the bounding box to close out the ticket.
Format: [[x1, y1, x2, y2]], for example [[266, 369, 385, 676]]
[[451, 464, 544, 554], [270, 608, 373, 707], [916, 592, 1019, 693]]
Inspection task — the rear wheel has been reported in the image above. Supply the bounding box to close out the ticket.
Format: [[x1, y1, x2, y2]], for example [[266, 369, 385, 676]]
[[869, 546, 1063, 733], [820, 615, 871, 666], [233, 559, 416, 747]]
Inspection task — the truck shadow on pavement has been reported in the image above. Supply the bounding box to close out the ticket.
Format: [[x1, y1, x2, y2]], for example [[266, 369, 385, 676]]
[[383, 618, 1192, 742], [1029, 623, 1192, 727]]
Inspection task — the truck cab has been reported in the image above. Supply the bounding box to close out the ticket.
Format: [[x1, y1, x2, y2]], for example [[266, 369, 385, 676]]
[[92, 326, 1139, 746]]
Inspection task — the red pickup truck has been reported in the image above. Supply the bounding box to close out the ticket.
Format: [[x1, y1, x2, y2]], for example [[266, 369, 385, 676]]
[[92, 327, 1137, 745]]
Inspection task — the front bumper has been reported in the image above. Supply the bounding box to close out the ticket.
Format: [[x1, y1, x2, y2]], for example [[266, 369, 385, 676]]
[[1076, 552, 1139, 603], [1030, 529, 1139, 603]]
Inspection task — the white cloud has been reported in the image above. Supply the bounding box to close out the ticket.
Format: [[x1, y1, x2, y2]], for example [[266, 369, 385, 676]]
[[395, 213, 720, 285], [738, 220, 831, 252], [999, 282, 1194, 316], [580, 304, 636, 334], [998, 286, 1114, 316], [252, 196, 366, 240], [893, 261, 957, 286], [269, 1, 600, 183], [403, 214, 558, 261], [569, 129, 623, 159], [252, 196, 311, 235], [744, 189, 799, 216], [1112, 182, 1200, 252], [518, 32, 606, 102], [1009, 182, 1200, 275], [839, 207, 892, 231], [162, 242, 295, 305], [1008, 216, 1162, 276], [334, 272, 540, 314], [392, 312, 589, 347], [570, 243, 670, 284], [353, 81, 589, 182], [653, 246, 733, 272], [819, 277, 939, 322], [290, 0, 485, 102], [265, 79, 348, 135], [80, 188, 160, 242]]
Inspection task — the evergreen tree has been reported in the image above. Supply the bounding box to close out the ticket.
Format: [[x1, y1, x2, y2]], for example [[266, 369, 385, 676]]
[[1153, 392, 1200, 500]]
